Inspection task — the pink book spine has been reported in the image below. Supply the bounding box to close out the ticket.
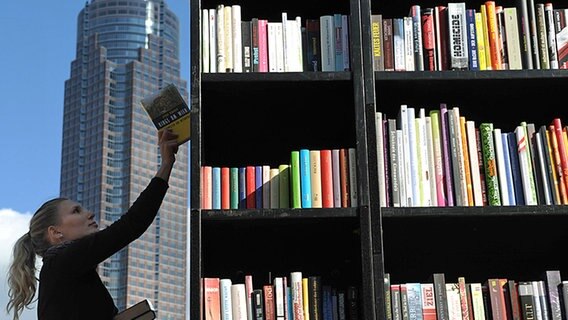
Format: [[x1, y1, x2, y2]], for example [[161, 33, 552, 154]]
[[259, 19, 269, 72], [440, 103, 455, 206], [202, 166, 212, 209]]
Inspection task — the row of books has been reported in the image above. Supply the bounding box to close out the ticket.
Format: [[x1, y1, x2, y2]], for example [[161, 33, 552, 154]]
[[374, 105, 568, 207], [202, 272, 360, 320], [201, 4, 351, 73], [201, 148, 358, 210], [371, 1, 568, 71], [383, 270, 568, 320]]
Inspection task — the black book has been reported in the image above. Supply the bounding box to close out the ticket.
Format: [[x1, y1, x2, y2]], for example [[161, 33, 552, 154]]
[[308, 276, 323, 320], [430, 273, 450, 320], [305, 19, 321, 71], [251, 18, 260, 72], [114, 299, 156, 320], [519, 282, 537, 320], [348, 286, 360, 320], [241, 20, 252, 72], [542, 270, 563, 320], [252, 289, 264, 320]]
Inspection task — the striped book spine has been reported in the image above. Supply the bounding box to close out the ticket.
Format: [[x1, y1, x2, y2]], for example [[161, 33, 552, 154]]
[[480, 123, 501, 206]]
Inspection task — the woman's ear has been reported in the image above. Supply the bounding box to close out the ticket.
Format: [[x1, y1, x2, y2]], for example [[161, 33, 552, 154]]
[[47, 226, 63, 245]]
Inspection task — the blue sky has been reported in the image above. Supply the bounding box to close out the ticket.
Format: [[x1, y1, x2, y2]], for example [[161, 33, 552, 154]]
[[0, 1, 190, 319]]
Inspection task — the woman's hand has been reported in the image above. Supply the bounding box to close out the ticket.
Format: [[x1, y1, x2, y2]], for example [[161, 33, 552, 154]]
[[155, 129, 179, 182]]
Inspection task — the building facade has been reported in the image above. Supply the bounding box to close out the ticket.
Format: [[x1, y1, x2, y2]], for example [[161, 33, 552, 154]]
[[60, 1, 188, 319]]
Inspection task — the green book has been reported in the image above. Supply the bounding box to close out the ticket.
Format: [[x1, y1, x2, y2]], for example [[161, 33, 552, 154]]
[[290, 151, 302, 208], [230, 167, 239, 209], [479, 123, 501, 206], [278, 164, 290, 208]]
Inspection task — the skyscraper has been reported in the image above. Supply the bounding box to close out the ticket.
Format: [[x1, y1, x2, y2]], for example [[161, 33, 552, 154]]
[[60, 1, 188, 319]]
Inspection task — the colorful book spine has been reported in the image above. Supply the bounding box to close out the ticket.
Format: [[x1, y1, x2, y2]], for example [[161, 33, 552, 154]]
[[493, 128, 510, 206], [202, 166, 213, 209], [475, 12, 488, 70], [246, 166, 256, 208], [549, 125, 568, 204], [466, 120, 483, 206], [389, 119, 401, 207], [320, 149, 334, 208], [221, 167, 230, 209], [460, 116, 474, 206], [230, 167, 239, 209], [310, 150, 323, 208], [430, 110, 447, 206], [255, 165, 263, 209], [348, 148, 358, 207], [552, 118, 568, 200], [263, 165, 271, 209], [535, 131, 553, 204], [290, 151, 302, 208], [332, 149, 342, 207], [480, 123, 501, 205], [220, 278, 233, 320], [239, 167, 247, 209], [507, 132, 526, 205], [299, 149, 312, 208], [500, 133, 516, 205], [212, 166, 221, 209], [517, 123, 538, 205], [543, 126, 563, 204], [340, 148, 350, 207], [440, 104, 455, 206], [270, 168, 280, 209]]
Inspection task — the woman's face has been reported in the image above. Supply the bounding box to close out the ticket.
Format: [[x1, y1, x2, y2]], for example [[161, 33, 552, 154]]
[[53, 200, 99, 242]]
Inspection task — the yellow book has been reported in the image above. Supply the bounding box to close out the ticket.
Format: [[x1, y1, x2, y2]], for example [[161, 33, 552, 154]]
[[140, 83, 191, 146], [545, 128, 562, 204], [302, 277, 310, 320], [475, 12, 488, 70], [480, 4, 493, 70], [310, 150, 323, 208], [460, 116, 474, 206]]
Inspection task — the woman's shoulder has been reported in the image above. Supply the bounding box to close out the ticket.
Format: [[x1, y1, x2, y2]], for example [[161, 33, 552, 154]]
[[42, 240, 76, 259]]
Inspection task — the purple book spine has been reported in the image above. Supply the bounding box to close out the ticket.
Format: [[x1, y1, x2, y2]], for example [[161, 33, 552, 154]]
[[255, 165, 263, 208], [440, 103, 455, 206]]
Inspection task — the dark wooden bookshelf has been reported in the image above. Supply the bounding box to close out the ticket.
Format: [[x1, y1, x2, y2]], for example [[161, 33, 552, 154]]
[[380, 205, 568, 218], [202, 207, 358, 220], [374, 69, 568, 80], [202, 71, 352, 82]]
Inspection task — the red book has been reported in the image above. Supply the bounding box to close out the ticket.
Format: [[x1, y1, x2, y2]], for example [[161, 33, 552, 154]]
[[202, 166, 212, 209], [320, 149, 334, 207], [258, 19, 269, 72], [458, 277, 471, 320], [246, 166, 256, 208], [221, 167, 230, 209], [422, 8, 436, 71], [203, 278, 221, 320], [264, 285, 276, 320], [552, 118, 568, 196], [339, 148, 350, 207], [486, 278, 507, 320], [435, 6, 449, 70], [383, 18, 394, 71]]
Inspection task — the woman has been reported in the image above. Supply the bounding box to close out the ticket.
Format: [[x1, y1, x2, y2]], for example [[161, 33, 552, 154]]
[[6, 129, 180, 320]]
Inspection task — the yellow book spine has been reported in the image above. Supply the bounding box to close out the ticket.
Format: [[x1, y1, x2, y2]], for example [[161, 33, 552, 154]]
[[302, 278, 310, 320], [480, 4, 493, 70], [475, 12, 487, 70], [460, 116, 474, 206]]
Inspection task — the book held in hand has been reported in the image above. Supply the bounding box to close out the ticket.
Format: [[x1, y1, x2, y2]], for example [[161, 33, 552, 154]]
[[114, 299, 156, 320], [140, 83, 191, 145]]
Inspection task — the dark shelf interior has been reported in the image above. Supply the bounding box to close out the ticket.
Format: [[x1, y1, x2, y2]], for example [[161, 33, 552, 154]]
[[373, 75, 567, 131], [376, 213, 568, 284], [201, 217, 363, 289], [201, 0, 351, 22], [201, 79, 357, 168]]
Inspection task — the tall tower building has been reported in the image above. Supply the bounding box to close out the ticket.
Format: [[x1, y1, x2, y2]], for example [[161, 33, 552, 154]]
[[59, 1, 188, 319]]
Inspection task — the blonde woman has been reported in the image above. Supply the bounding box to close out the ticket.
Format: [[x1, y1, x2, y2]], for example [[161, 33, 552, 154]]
[[6, 129, 179, 320]]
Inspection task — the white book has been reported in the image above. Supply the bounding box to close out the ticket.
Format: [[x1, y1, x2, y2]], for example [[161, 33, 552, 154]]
[[466, 121, 484, 206], [425, 116, 438, 206], [393, 18, 406, 71], [274, 277, 286, 320], [504, 7, 523, 70], [263, 165, 271, 208], [469, 283, 486, 320], [220, 279, 233, 320], [532, 281, 544, 320], [342, 14, 350, 70], [216, 5, 225, 72], [397, 129, 407, 207], [388, 119, 401, 207], [295, 16, 304, 71], [535, 131, 553, 204], [404, 17, 415, 71], [418, 108, 431, 206], [332, 149, 342, 207], [446, 283, 463, 320], [447, 2, 469, 69], [515, 125, 538, 205], [320, 15, 336, 71], [453, 108, 468, 206], [545, 4, 559, 69], [286, 19, 300, 72], [275, 23, 285, 72], [281, 12, 289, 71], [231, 284, 248, 320], [493, 128, 511, 205], [430, 111, 446, 206], [348, 147, 358, 207], [399, 105, 411, 207], [290, 272, 305, 320], [407, 106, 419, 206], [376, 112, 387, 207], [208, 8, 217, 73], [270, 168, 280, 208], [202, 9, 210, 73], [268, 22, 279, 72], [245, 275, 254, 320], [223, 5, 233, 72], [231, 5, 242, 72]]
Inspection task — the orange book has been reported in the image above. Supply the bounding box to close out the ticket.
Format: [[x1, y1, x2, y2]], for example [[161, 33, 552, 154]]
[[549, 124, 568, 204], [320, 149, 334, 208], [552, 119, 568, 202], [202, 166, 213, 209], [460, 117, 474, 206], [545, 128, 563, 204], [339, 148, 350, 207], [221, 167, 230, 209], [203, 278, 221, 320], [485, 1, 502, 70]]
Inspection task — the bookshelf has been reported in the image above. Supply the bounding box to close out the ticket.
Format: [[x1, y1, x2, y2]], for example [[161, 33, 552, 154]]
[[360, 0, 568, 319], [190, 0, 377, 319]]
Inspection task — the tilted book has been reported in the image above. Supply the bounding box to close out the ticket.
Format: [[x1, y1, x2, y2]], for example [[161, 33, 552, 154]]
[[114, 299, 156, 320], [140, 83, 190, 145]]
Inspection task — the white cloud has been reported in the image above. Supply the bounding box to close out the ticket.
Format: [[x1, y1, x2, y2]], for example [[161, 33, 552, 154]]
[[0, 209, 38, 320]]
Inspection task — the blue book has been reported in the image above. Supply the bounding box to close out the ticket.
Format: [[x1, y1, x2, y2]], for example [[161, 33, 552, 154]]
[[286, 286, 293, 320], [501, 133, 516, 205], [299, 149, 312, 208], [322, 285, 332, 320], [255, 165, 263, 208], [334, 14, 343, 71], [466, 9, 479, 70], [406, 283, 423, 320], [238, 167, 247, 209], [212, 167, 221, 209], [507, 132, 526, 205]]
